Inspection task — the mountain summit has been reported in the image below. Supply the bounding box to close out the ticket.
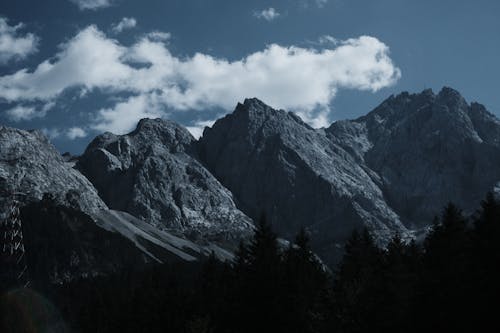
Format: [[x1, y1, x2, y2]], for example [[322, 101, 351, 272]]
[[2, 87, 500, 271], [77, 118, 253, 245], [329, 87, 500, 228], [197, 88, 500, 264], [197, 97, 408, 264]]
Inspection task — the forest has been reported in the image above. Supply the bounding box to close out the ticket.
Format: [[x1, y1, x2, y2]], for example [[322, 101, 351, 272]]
[[1, 192, 500, 332]]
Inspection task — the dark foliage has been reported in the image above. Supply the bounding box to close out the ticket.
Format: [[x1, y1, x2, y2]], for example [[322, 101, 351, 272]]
[[2, 194, 500, 332]]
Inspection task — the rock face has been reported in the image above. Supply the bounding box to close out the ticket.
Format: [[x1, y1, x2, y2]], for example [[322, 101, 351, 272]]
[[76, 118, 252, 246], [0, 126, 242, 285], [328, 87, 500, 227], [3, 86, 500, 271], [0, 126, 106, 215], [197, 90, 500, 264], [197, 98, 408, 264]]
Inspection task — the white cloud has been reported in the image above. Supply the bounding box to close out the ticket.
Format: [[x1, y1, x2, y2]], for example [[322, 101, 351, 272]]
[[41, 128, 61, 139], [4, 101, 54, 121], [0, 26, 131, 101], [318, 35, 339, 45], [186, 120, 216, 139], [0, 25, 401, 133], [146, 31, 171, 42], [254, 8, 280, 21], [70, 0, 111, 10], [0, 17, 38, 64], [111, 17, 137, 34], [5, 105, 37, 122], [66, 127, 87, 139], [92, 93, 165, 134]]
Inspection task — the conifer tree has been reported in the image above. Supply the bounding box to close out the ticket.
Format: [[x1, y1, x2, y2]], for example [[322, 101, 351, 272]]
[[333, 228, 383, 332], [283, 228, 331, 333], [418, 203, 472, 331]]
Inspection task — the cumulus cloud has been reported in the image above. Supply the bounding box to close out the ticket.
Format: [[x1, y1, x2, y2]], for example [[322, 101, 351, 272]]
[[70, 0, 111, 10], [111, 17, 137, 34], [92, 93, 165, 134], [0, 26, 400, 133], [254, 8, 280, 21], [0, 17, 38, 64], [66, 127, 87, 139]]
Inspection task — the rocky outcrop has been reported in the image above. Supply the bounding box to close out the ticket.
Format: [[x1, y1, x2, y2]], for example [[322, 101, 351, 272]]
[[0, 126, 106, 215], [0, 125, 241, 284], [328, 87, 500, 227], [4, 86, 500, 270], [197, 98, 409, 264], [76, 118, 252, 246]]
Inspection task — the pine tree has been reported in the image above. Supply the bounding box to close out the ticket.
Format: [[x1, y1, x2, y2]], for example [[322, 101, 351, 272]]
[[470, 192, 500, 330], [418, 203, 473, 331], [333, 228, 384, 332], [378, 234, 421, 332], [220, 214, 285, 333], [283, 228, 331, 333]]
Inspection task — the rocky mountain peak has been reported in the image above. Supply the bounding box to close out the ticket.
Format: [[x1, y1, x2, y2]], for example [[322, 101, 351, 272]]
[[132, 118, 192, 139], [0, 126, 106, 215], [233, 97, 286, 124], [198, 99, 408, 265], [77, 117, 252, 245], [328, 87, 500, 228], [128, 118, 194, 150], [437, 86, 467, 104]]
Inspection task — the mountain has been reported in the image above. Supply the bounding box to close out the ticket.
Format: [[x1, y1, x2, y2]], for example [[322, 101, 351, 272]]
[[0, 126, 240, 285], [0, 126, 105, 215], [197, 98, 408, 264], [76, 118, 253, 246], [3, 86, 500, 274], [197, 88, 500, 264], [328, 87, 500, 227]]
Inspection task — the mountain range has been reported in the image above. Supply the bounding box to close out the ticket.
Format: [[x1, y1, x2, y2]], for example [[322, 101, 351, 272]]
[[2, 86, 500, 281]]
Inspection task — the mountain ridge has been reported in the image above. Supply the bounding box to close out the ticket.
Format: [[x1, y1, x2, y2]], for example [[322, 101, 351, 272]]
[[2, 86, 500, 272]]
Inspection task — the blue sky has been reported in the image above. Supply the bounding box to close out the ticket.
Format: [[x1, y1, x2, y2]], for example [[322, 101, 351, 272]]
[[1, 0, 499, 153]]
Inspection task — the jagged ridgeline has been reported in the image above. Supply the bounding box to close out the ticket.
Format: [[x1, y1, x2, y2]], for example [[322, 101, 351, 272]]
[[2, 86, 500, 280]]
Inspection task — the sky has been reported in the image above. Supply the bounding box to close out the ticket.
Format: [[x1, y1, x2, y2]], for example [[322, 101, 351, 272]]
[[0, 0, 499, 153]]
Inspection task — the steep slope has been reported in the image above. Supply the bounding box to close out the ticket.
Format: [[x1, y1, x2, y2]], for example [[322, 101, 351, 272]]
[[0, 126, 106, 215], [328, 87, 500, 227], [77, 118, 252, 246], [19, 198, 151, 284], [0, 126, 238, 285], [197, 98, 408, 264]]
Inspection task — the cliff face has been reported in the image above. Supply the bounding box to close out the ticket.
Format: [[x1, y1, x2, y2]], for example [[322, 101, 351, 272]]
[[0, 126, 106, 215], [197, 98, 408, 264], [0, 124, 242, 285], [328, 87, 500, 227], [76, 118, 253, 246], [3, 87, 500, 271]]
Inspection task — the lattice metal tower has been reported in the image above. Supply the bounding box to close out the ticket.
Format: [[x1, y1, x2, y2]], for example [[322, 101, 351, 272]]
[[0, 192, 28, 289]]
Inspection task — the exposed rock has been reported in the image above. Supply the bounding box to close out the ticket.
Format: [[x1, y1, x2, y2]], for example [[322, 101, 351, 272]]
[[197, 98, 409, 264], [328, 87, 500, 227], [4, 86, 500, 270], [77, 118, 253, 247], [0, 125, 241, 285], [0, 127, 106, 215]]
